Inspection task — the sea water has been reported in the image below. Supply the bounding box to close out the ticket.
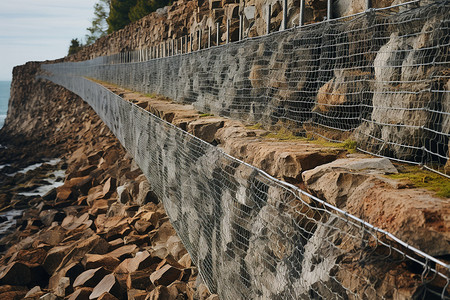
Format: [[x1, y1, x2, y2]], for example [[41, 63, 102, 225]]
[[0, 81, 11, 129]]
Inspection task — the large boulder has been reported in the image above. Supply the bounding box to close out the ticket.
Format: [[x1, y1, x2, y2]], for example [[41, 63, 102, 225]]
[[356, 9, 449, 163]]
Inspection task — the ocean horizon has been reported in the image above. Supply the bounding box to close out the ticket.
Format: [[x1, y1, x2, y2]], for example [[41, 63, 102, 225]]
[[0, 81, 11, 129]]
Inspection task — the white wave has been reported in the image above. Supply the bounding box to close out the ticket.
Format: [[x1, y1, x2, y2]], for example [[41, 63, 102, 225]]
[[18, 169, 65, 197], [7, 158, 62, 176], [0, 209, 23, 236], [0, 163, 10, 170]]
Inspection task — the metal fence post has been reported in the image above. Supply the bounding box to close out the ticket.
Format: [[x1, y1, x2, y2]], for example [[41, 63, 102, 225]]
[[198, 29, 202, 50], [208, 26, 211, 48], [327, 0, 332, 20], [267, 4, 271, 34], [239, 14, 243, 40], [283, 0, 288, 30], [216, 22, 220, 46], [299, 0, 305, 26], [172, 39, 175, 56], [180, 38, 183, 54], [226, 19, 230, 43], [366, 0, 371, 10], [190, 34, 193, 52]]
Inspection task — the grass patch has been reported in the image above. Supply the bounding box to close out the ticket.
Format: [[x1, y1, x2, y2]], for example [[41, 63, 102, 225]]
[[387, 165, 450, 198], [246, 123, 264, 130], [199, 113, 214, 117], [265, 128, 306, 141], [144, 93, 158, 98], [263, 129, 358, 153], [302, 136, 358, 153], [342, 139, 357, 153]]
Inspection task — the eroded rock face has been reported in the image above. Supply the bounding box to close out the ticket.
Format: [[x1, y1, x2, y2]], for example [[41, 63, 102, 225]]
[[303, 157, 450, 256], [355, 8, 449, 161]]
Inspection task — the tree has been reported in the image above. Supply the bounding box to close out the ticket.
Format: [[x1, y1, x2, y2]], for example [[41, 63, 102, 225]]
[[107, 0, 137, 33], [68, 39, 83, 55], [107, 0, 171, 32], [85, 0, 110, 45], [129, 0, 171, 22]]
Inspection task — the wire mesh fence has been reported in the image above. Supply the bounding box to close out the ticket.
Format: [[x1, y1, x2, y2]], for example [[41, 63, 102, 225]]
[[39, 70, 450, 299], [47, 0, 450, 178]]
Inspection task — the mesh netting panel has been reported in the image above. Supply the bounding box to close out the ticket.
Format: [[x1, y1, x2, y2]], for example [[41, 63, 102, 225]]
[[40, 72, 449, 299], [44, 1, 450, 177]]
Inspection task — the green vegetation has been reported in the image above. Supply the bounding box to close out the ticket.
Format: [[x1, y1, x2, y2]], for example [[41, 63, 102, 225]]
[[129, 0, 171, 22], [246, 123, 263, 130], [68, 39, 83, 55], [69, 0, 171, 52], [341, 139, 357, 153], [250, 125, 357, 151], [86, 0, 110, 45], [259, 127, 359, 154], [386, 166, 450, 198], [265, 128, 305, 141], [108, 0, 171, 33], [107, 0, 137, 33], [199, 113, 214, 117]]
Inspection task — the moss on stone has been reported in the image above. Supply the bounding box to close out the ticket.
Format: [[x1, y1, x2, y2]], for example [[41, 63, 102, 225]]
[[199, 113, 214, 117], [386, 166, 450, 198]]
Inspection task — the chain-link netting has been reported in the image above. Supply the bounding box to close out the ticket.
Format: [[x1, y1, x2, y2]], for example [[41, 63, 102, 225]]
[[46, 1, 450, 177], [39, 71, 449, 299]]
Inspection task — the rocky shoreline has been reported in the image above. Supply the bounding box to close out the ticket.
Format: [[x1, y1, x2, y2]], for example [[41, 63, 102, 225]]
[[0, 63, 217, 299]]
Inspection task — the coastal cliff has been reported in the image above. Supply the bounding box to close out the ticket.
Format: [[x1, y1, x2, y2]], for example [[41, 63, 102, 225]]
[[0, 0, 448, 299], [0, 62, 217, 299]]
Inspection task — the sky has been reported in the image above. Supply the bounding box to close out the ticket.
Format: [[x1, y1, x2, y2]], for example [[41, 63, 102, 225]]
[[0, 0, 98, 81]]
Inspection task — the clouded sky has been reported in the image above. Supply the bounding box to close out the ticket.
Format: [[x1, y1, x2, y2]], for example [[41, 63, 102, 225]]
[[0, 0, 98, 80]]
